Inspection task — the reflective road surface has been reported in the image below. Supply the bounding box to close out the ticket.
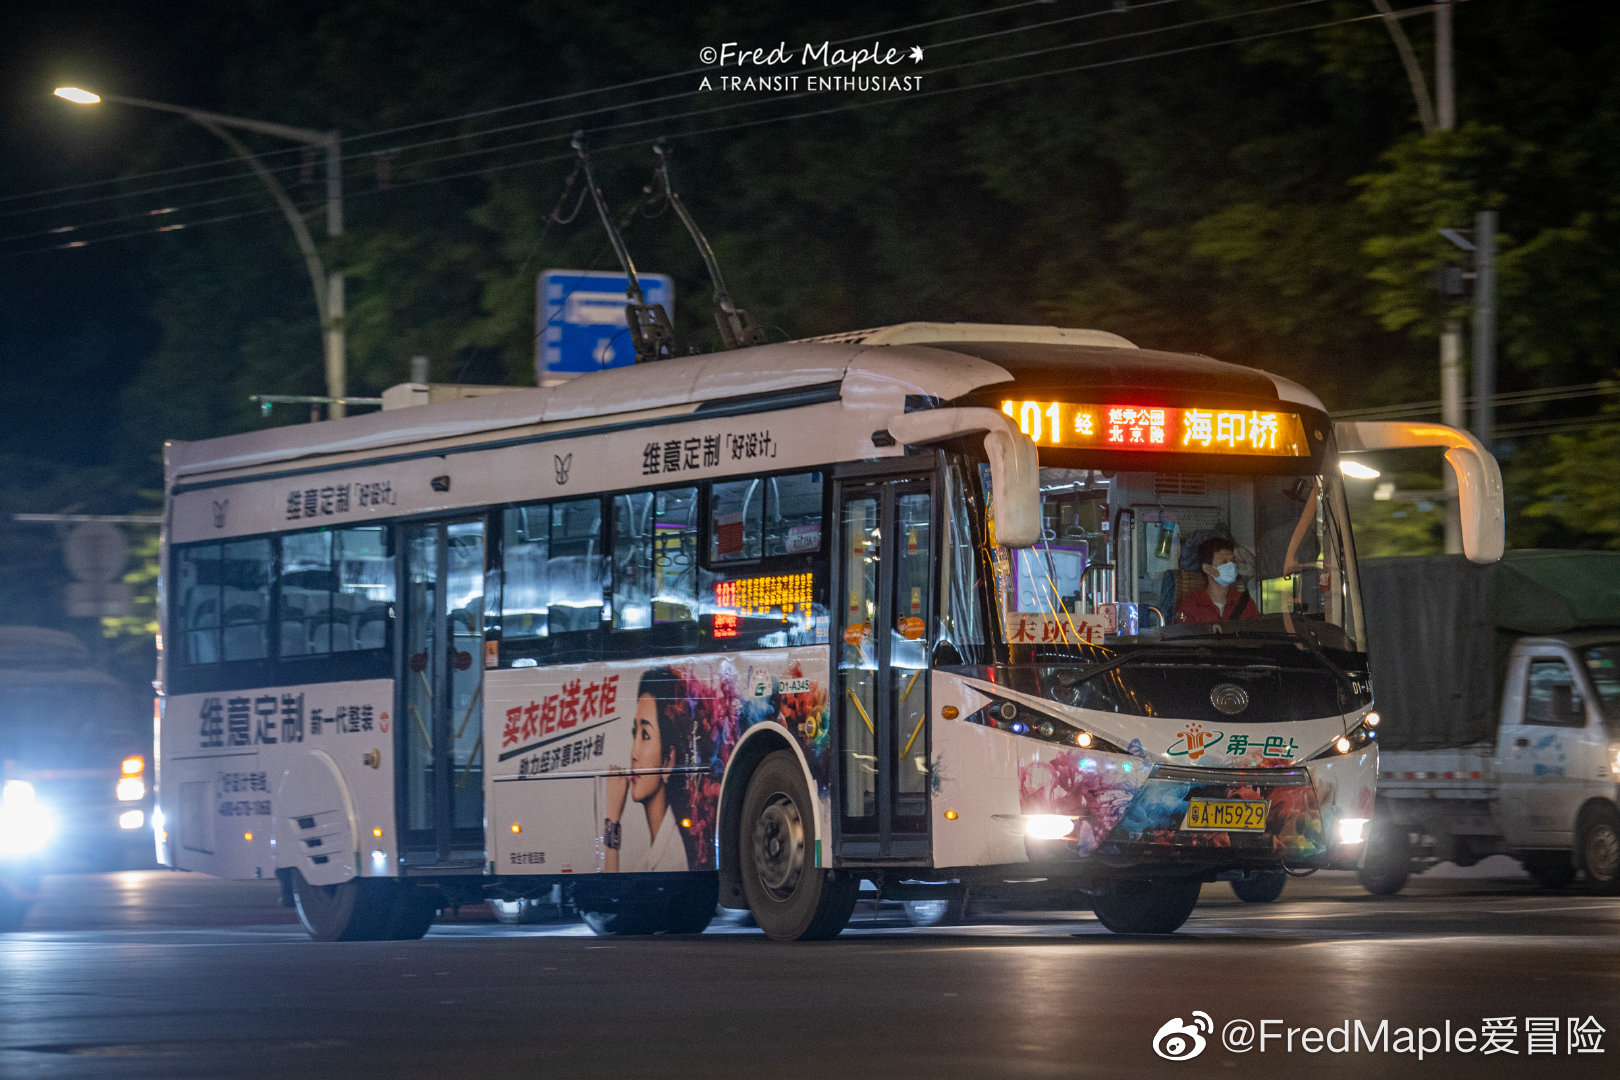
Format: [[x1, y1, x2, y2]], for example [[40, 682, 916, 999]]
[[2, 866, 1617, 1080]]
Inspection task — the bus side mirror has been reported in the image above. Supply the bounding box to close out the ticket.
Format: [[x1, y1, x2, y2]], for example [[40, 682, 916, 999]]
[[1333, 420, 1505, 564], [886, 407, 1041, 548]]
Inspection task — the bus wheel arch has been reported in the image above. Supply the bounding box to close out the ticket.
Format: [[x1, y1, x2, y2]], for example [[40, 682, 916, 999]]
[[717, 725, 802, 910], [736, 748, 856, 941]]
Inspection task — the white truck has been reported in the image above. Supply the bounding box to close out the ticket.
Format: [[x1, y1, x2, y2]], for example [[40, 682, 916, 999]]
[[1358, 551, 1620, 894]]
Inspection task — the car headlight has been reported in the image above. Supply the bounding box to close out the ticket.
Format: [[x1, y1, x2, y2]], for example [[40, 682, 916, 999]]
[[1, 781, 55, 857]]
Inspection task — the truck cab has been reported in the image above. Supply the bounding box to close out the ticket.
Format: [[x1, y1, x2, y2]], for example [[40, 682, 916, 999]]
[[1494, 633, 1620, 875]]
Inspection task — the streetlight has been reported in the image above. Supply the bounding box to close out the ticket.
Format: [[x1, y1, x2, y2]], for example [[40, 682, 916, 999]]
[[55, 86, 349, 419]]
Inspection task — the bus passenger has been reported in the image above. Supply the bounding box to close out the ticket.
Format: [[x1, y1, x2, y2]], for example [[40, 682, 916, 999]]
[[604, 667, 692, 873], [1176, 536, 1259, 623]]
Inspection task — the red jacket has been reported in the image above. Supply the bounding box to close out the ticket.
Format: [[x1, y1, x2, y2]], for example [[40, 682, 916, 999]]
[[1177, 586, 1258, 623]]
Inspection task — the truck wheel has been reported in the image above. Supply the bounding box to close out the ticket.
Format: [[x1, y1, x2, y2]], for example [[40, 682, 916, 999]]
[[291, 870, 393, 941], [740, 750, 856, 941], [1090, 879, 1202, 934], [1230, 871, 1286, 903], [1521, 852, 1576, 890], [1357, 818, 1411, 896], [1578, 806, 1620, 895]]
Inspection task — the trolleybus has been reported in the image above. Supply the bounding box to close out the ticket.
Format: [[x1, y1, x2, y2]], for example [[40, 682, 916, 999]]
[[154, 323, 1502, 939]]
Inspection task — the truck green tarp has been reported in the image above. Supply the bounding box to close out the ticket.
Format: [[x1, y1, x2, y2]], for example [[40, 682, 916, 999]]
[[1360, 550, 1620, 750]]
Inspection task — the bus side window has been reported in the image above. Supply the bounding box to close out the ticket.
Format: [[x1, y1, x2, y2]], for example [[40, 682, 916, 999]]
[[613, 492, 654, 631], [710, 479, 763, 562], [549, 498, 604, 636], [501, 505, 549, 659], [178, 544, 223, 665], [765, 471, 824, 556], [335, 526, 393, 652], [279, 531, 334, 657], [220, 539, 272, 662], [654, 487, 698, 624]]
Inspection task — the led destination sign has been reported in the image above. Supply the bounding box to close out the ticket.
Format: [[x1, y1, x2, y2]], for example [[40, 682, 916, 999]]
[[1000, 400, 1309, 457], [712, 572, 814, 639]]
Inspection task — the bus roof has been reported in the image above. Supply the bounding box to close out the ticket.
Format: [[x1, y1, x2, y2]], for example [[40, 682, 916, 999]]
[[165, 323, 1326, 483]]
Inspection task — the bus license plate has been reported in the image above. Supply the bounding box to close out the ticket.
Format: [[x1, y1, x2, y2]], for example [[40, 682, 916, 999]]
[[1183, 799, 1268, 832]]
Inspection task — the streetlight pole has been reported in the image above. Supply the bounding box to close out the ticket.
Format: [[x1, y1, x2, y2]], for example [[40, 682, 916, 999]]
[[55, 87, 348, 419], [1373, 0, 1464, 553]]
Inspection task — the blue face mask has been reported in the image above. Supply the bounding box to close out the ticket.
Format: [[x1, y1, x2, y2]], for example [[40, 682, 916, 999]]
[[1212, 562, 1238, 587]]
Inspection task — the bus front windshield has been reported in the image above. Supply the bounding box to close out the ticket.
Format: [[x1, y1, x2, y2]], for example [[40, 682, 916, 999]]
[[995, 465, 1365, 655]]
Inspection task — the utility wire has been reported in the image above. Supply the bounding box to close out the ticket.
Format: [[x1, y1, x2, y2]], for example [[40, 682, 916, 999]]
[[0, 4, 1413, 258], [0, 0, 1321, 246], [0, 0, 1150, 215]]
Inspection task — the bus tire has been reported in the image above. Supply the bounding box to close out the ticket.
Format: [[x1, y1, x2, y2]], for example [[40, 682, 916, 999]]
[[1578, 805, 1620, 895], [1090, 879, 1202, 934], [1357, 818, 1411, 896], [1230, 870, 1286, 903], [291, 870, 392, 941], [739, 750, 856, 941], [664, 876, 719, 935], [382, 886, 438, 940], [1521, 852, 1576, 890]]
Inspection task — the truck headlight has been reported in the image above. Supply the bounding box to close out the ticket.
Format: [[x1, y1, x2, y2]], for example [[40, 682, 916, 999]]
[[1, 780, 55, 857], [116, 777, 146, 802], [1610, 742, 1620, 779]]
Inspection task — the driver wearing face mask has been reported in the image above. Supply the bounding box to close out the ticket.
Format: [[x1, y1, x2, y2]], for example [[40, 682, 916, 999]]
[[1176, 535, 1259, 623]]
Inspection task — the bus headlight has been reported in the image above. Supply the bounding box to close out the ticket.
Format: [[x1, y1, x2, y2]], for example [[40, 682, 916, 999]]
[[116, 777, 146, 802], [1, 780, 55, 857], [1025, 814, 1077, 840], [1336, 817, 1370, 845]]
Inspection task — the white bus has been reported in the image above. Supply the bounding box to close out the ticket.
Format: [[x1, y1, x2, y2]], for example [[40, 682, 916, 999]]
[[154, 322, 1503, 939]]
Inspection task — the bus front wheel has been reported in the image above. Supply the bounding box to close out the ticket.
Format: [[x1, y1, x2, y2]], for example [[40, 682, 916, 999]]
[[1090, 879, 1202, 934], [739, 750, 856, 941]]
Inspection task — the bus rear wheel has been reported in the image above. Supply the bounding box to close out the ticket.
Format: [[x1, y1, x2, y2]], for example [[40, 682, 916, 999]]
[[1090, 879, 1202, 934], [740, 750, 856, 941], [291, 871, 397, 941]]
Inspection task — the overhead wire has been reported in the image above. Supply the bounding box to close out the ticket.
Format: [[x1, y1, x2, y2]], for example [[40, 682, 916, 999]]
[[0, 0, 1331, 251], [0, 2, 1411, 258], [0, 0, 1145, 216]]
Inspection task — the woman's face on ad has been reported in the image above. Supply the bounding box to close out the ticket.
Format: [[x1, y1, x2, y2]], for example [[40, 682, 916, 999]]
[[631, 693, 669, 803]]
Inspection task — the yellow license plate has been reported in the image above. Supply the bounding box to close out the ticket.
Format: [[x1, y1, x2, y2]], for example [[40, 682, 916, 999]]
[[1183, 799, 1268, 832]]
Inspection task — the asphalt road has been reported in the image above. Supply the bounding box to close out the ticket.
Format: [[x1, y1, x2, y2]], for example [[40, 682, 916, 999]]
[[2, 866, 1616, 1080]]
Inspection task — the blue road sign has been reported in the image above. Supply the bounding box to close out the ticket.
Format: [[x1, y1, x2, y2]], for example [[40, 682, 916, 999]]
[[537, 270, 676, 381]]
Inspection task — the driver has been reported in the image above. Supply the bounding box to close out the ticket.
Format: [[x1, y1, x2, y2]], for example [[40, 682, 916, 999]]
[[1177, 536, 1260, 623]]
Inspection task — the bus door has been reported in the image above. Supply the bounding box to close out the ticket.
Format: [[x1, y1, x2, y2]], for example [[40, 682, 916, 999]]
[[399, 518, 486, 867], [834, 474, 934, 861]]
